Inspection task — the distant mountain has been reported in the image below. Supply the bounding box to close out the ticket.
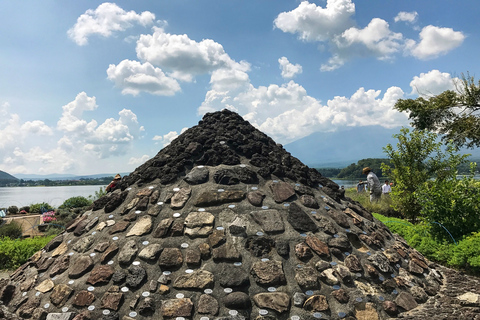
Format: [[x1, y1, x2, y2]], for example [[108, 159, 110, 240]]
[[0, 170, 18, 182], [285, 126, 480, 168], [14, 172, 130, 181]]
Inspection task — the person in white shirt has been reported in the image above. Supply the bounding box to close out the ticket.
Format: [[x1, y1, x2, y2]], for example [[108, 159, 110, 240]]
[[362, 167, 382, 202], [382, 180, 392, 196]]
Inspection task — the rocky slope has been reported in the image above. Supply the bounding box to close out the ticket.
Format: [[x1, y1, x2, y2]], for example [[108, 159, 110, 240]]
[[0, 110, 442, 320]]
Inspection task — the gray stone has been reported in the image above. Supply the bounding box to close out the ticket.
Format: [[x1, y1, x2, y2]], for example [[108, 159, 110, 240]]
[[101, 243, 119, 264], [250, 209, 285, 233], [126, 265, 147, 289], [224, 292, 251, 310], [86, 265, 114, 286], [328, 210, 350, 228], [138, 297, 155, 316], [173, 270, 214, 290], [251, 260, 286, 286], [184, 167, 209, 185], [50, 284, 73, 307], [161, 298, 193, 318], [152, 218, 173, 238], [300, 194, 319, 208], [314, 216, 337, 234], [247, 191, 265, 207], [46, 313, 76, 320], [295, 266, 319, 289], [305, 235, 330, 257], [328, 235, 352, 251], [212, 243, 241, 262], [287, 202, 318, 232], [44, 235, 63, 252], [268, 180, 295, 203], [395, 292, 418, 311], [171, 187, 191, 209], [253, 292, 290, 313], [68, 255, 94, 279], [197, 294, 219, 315], [118, 240, 138, 265], [158, 248, 183, 268], [72, 235, 94, 253], [138, 244, 162, 261], [368, 252, 392, 273], [184, 211, 215, 237], [194, 189, 245, 207], [303, 295, 329, 312], [126, 215, 153, 237], [218, 264, 249, 287], [293, 292, 307, 307]]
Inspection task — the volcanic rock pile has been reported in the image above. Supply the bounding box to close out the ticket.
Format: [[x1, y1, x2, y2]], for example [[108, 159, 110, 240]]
[[0, 110, 443, 320]]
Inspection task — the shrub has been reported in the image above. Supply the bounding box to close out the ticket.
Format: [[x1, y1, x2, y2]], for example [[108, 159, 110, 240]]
[[448, 232, 480, 273], [0, 235, 55, 269], [7, 206, 19, 215], [417, 166, 480, 241], [59, 196, 92, 209], [20, 206, 30, 213], [0, 221, 23, 239], [29, 202, 54, 214]]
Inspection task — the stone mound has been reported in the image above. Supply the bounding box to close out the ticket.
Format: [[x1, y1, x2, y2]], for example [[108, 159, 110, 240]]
[[0, 110, 443, 320]]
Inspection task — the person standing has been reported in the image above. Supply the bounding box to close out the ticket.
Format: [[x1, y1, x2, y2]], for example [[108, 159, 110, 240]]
[[382, 180, 392, 196], [362, 167, 382, 202]]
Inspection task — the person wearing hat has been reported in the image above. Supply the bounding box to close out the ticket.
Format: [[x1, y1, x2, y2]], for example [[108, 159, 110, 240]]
[[362, 167, 382, 202], [106, 174, 121, 193]]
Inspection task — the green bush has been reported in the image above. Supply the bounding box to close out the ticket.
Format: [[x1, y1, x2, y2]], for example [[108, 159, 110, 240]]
[[0, 235, 55, 269], [448, 232, 480, 272], [373, 212, 480, 275], [59, 196, 92, 209], [417, 169, 480, 241], [0, 221, 23, 239], [29, 202, 54, 213], [7, 206, 19, 215]]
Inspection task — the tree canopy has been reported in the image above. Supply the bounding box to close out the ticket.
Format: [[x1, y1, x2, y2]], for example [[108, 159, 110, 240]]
[[395, 74, 480, 149]]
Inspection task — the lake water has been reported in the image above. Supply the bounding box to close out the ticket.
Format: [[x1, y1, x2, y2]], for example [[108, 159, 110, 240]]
[[0, 185, 106, 208]]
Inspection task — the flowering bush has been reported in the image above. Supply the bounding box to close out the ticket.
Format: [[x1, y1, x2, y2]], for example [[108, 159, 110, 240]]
[[19, 210, 28, 215], [42, 211, 56, 223]]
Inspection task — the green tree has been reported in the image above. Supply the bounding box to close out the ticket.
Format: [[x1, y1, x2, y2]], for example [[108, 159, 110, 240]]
[[381, 128, 469, 221], [395, 73, 480, 149], [336, 158, 391, 179], [417, 164, 480, 241]]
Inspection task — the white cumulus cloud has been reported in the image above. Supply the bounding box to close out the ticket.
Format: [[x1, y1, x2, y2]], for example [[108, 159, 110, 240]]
[[406, 25, 465, 60], [68, 2, 155, 45], [136, 27, 240, 80], [274, 0, 355, 42], [199, 78, 408, 144], [107, 59, 181, 96], [409, 70, 458, 96], [394, 11, 418, 23], [275, 1, 465, 70], [153, 127, 188, 147], [278, 57, 303, 79], [128, 154, 150, 165]]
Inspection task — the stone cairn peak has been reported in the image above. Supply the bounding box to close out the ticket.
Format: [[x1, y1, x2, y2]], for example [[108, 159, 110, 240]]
[[0, 110, 443, 320]]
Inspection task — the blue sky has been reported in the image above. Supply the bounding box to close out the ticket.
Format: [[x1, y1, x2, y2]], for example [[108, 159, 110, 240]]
[[0, 0, 478, 175]]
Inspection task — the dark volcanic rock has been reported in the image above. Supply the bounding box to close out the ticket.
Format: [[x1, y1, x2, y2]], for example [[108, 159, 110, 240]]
[[3, 110, 448, 320], [184, 166, 209, 185], [287, 202, 318, 232]]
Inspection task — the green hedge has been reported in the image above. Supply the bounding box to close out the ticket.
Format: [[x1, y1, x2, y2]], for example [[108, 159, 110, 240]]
[[374, 213, 480, 275], [0, 236, 55, 270]]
